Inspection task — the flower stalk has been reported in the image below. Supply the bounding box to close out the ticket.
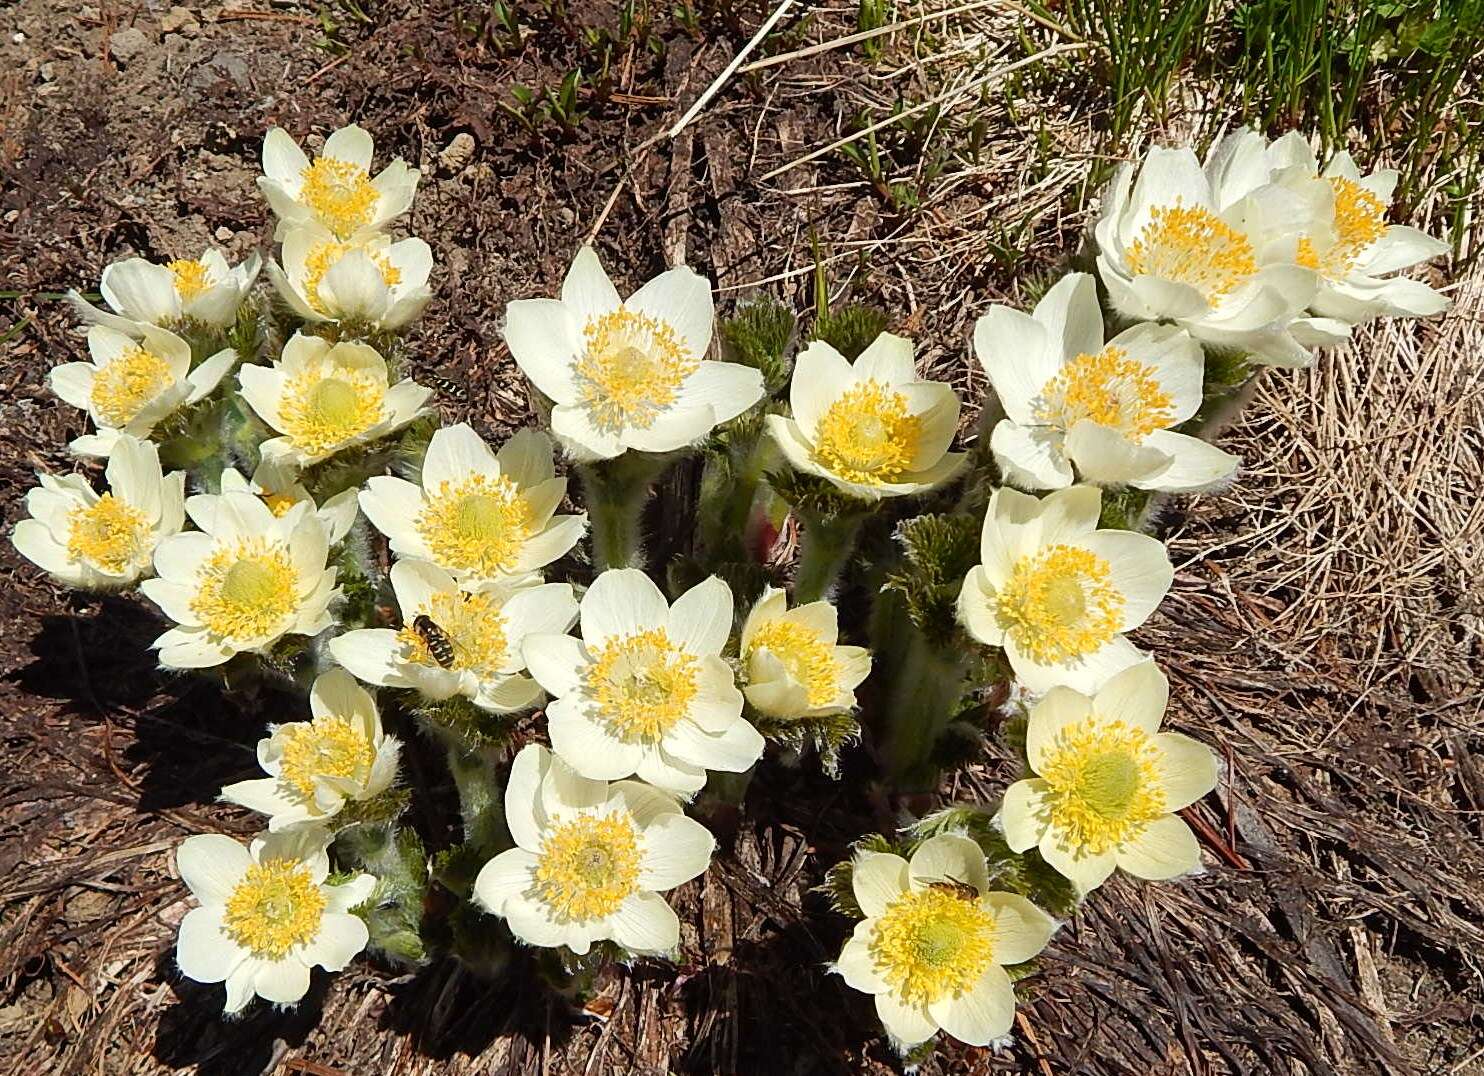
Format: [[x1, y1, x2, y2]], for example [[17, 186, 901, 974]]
[[791, 507, 865, 604], [577, 451, 675, 570]]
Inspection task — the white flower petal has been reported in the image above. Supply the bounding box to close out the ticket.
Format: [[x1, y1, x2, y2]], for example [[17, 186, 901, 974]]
[[609, 891, 680, 954], [851, 852, 908, 916], [637, 813, 714, 890], [580, 568, 669, 647], [1115, 814, 1202, 880], [928, 963, 1016, 1046]]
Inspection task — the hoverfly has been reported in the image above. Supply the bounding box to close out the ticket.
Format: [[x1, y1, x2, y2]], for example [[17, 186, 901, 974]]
[[923, 874, 980, 901], [412, 614, 456, 669]]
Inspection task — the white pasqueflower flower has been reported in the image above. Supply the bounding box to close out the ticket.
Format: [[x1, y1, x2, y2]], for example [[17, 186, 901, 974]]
[[221, 669, 401, 832], [1205, 128, 1450, 334], [974, 273, 1237, 493], [502, 246, 764, 460], [237, 332, 431, 469], [1000, 660, 1217, 894], [258, 124, 419, 241], [359, 423, 586, 585], [766, 333, 965, 501], [957, 486, 1172, 695], [834, 834, 1057, 1047], [472, 744, 714, 955], [140, 492, 339, 668], [48, 325, 236, 457], [204, 462, 360, 545], [67, 249, 262, 333], [11, 434, 185, 589], [522, 569, 763, 795], [266, 222, 433, 332], [330, 558, 577, 713], [1094, 144, 1319, 367], [739, 586, 871, 719], [174, 826, 375, 1014]]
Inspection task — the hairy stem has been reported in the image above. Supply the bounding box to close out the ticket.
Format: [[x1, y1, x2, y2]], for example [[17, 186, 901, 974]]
[[577, 451, 675, 571], [792, 510, 865, 603]]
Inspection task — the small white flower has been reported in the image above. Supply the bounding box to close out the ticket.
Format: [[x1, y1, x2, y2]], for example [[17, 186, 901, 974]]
[[359, 423, 586, 586], [11, 434, 185, 589], [739, 586, 871, 719], [221, 669, 401, 832], [1000, 660, 1218, 894], [957, 486, 1173, 695], [266, 222, 433, 332], [1094, 144, 1319, 367], [974, 273, 1238, 492], [523, 569, 763, 795], [237, 332, 431, 469], [835, 834, 1057, 1047], [330, 558, 577, 713], [258, 124, 419, 241], [472, 744, 714, 955], [766, 333, 965, 500], [48, 325, 236, 457], [206, 462, 360, 545], [503, 246, 764, 460], [174, 826, 375, 1014], [141, 491, 339, 668], [68, 249, 262, 333]]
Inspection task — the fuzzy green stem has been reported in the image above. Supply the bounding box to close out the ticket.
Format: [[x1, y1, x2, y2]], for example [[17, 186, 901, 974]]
[[792, 509, 865, 603], [871, 589, 970, 794], [577, 452, 674, 571], [335, 822, 429, 964], [447, 745, 506, 858]]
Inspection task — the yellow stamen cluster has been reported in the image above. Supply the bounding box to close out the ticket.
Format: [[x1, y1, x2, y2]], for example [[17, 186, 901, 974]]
[[416, 474, 534, 578], [1297, 177, 1388, 279], [395, 590, 508, 679], [90, 345, 174, 428], [574, 308, 698, 433], [190, 539, 300, 642], [869, 888, 996, 1007], [534, 812, 643, 923], [277, 365, 387, 456], [1039, 719, 1166, 854], [278, 715, 374, 801], [996, 545, 1124, 665], [301, 240, 402, 314], [1036, 346, 1175, 441], [299, 156, 380, 238], [168, 259, 212, 302], [746, 619, 840, 708], [223, 859, 327, 959], [1125, 201, 1257, 305], [585, 628, 699, 742], [812, 380, 922, 486], [261, 491, 301, 517], [67, 494, 152, 575]]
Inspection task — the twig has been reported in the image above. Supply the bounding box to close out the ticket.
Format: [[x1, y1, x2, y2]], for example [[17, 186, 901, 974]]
[[1014, 1011, 1055, 1076], [667, 0, 794, 139]]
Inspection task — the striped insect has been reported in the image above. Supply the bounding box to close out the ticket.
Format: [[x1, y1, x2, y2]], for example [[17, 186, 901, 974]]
[[923, 875, 980, 901], [411, 614, 456, 669]]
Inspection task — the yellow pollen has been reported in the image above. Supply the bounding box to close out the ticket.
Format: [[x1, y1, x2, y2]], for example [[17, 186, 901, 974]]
[[574, 307, 698, 433], [168, 259, 212, 302], [1125, 201, 1257, 304], [277, 363, 387, 457], [1035, 345, 1175, 441], [189, 539, 300, 642], [585, 628, 698, 743], [746, 619, 840, 709], [1039, 718, 1167, 854], [261, 491, 301, 517], [301, 240, 402, 315], [995, 545, 1124, 665], [222, 859, 327, 959], [66, 493, 152, 575], [1298, 177, 1389, 280], [534, 813, 642, 923], [395, 590, 509, 679], [415, 474, 534, 577], [298, 156, 380, 239], [869, 888, 997, 1007], [812, 380, 922, 486], [277, 715, 374, 801], [89, 345, 175, 428]]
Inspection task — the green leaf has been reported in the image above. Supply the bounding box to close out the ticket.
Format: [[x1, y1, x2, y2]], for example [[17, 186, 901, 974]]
[[813, 302, 889, 361], [719, 295, 797, 394]]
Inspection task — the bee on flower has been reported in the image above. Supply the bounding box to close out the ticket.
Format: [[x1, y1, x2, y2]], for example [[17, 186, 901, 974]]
[[958, 486, 1173, 695], [237, 332, 431, 469], [11, 435, 185, 590], [1000, 660, 1218, 894], [67, 248, 262, 333], [174, 826, 376, 1013], [502, 246, 764, 460], [739, 586, 871, 719], [834, 834, 1057, 1047], [766, 332, 965, 500], [203, 461, 360, 546], [220, 669, 401, 832], [472, 744, 714, 955], [140, 491, 339, 669], [48, 325, 237, 458], [974, 273, 1238, 492], [266, 222, 434, 332], [258, 124, 419, 241], [331, 558, 578, 713]]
